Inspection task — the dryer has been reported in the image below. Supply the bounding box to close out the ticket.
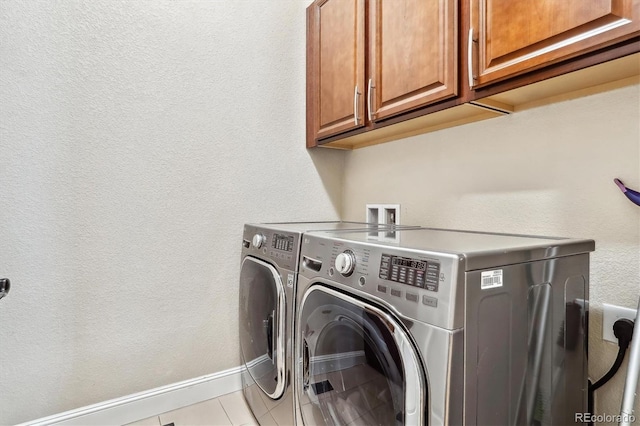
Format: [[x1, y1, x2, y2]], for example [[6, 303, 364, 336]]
[[295, 227, 594, 425], [238, 222, 417, 425]]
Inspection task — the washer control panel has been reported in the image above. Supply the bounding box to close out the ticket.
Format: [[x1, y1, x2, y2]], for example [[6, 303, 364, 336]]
[[252, 233, 266, 248], [379, 253, 440, 292], [335, 250, 356, 276], [243, 225, 299, 271], [271, 233, 294, 252]]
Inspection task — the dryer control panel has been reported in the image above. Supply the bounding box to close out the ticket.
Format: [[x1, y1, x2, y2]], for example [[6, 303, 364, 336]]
[[379, 254, 440, 292], [300, 233, 464, 330], [242, 225, 300, 272]]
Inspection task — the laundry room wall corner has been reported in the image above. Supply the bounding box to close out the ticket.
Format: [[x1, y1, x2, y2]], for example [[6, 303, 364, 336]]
[[308, 148, 347, 218]]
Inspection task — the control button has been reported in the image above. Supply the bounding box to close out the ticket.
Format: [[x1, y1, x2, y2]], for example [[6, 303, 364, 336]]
[[390, 289, 402, 298], [406, 293, 418, 303], [391, 266, 399, 280], [422, 296, 438, 307], [252, 234, 266, 249], [379, 268, 389, 279], [407, 273, 415, 286], [328, 267, 335, 276], [377, 285, 387, 293], [358, 276, 366, 286], [335, 250, 356, 276]]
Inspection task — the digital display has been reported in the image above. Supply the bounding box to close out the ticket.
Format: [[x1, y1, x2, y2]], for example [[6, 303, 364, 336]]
[[379, 253, 440, 292], [272, 233, 294, 252], [392, 257, 427, 271]]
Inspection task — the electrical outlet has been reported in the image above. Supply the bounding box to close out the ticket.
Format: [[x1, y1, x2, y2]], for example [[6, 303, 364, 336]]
[[603, 303, 638, 343], [366, 204, 400, 226]]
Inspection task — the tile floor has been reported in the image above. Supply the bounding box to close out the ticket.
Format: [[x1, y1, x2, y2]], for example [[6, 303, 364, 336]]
[[126, 391, 258, 426], [126, 363, 391, 426]]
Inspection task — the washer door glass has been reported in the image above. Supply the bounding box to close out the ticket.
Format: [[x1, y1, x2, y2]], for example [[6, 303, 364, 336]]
[[239, 257, 286, 399], [298, 286, 424, 426]]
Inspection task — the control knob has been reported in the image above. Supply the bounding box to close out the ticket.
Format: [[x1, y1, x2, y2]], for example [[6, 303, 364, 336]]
[[335, 250, 356, 276], [252, 234, 266, 249]]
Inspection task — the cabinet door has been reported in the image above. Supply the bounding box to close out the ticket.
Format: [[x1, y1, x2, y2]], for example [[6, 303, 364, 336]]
[[368, 0, 458, 121], [471, 0, 640, 87], [309, 0, 366, 141]]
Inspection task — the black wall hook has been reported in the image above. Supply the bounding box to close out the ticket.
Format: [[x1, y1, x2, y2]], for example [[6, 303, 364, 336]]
[[0, 278, 10, 301]]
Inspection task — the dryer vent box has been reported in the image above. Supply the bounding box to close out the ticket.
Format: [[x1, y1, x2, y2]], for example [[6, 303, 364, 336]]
[[366, 204, 400, 226]]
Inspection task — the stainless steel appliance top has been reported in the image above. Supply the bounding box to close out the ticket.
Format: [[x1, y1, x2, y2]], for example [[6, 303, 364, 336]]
[[306, 227, 595, 271], [242, 222, 420, 272], [252, 221, 414, 233]]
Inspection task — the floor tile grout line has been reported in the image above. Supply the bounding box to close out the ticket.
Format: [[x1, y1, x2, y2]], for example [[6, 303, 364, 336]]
[[217, 396, 236, 426], [220, 392, 259, 426]]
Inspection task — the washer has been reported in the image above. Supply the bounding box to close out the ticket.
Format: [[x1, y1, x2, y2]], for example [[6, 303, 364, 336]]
[[238, 222, 417, 425], [295, 227, 594, 425]]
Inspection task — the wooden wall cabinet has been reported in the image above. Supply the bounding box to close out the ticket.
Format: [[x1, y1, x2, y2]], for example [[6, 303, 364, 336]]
[[307, 0, 365, 143], [307, 0, 459, 148], [369, 0, 458, 121], [306, 0, 640, 149], [469, 0, 640, 88]]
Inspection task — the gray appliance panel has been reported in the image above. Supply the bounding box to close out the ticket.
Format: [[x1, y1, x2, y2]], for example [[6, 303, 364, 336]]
[[239, 257, 287, 399], [297, 227, 592, 426], [239, 221, 419, 425], [242, 222, 419, 272], [239, 258, 296, 425], [259, 221, 386, 232], [296, 285, 425, 425], [294, 276, 464, 426], [464, 254, 589, 426], [299, 232, 465, 330], [306, 227, 595, 271]]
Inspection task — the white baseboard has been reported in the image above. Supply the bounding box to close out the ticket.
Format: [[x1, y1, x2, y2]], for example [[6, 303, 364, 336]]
[[311, 350, 365, 375], [20, 366, 245, 426]]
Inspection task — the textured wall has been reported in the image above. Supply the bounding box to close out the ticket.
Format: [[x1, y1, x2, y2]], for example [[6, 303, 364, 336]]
[[0, 1, 342, 423], [342, 82, 640, 422]]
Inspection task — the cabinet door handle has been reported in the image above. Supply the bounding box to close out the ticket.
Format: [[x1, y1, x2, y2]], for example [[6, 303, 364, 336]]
[[367, 78, 374, 121], [353, 85, 360, 126], [468, 28, 475, 89]]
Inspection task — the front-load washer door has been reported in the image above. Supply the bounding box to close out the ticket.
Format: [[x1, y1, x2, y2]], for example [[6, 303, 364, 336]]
[[297, 285, 425, 426], [239, 257, 286, 399]]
